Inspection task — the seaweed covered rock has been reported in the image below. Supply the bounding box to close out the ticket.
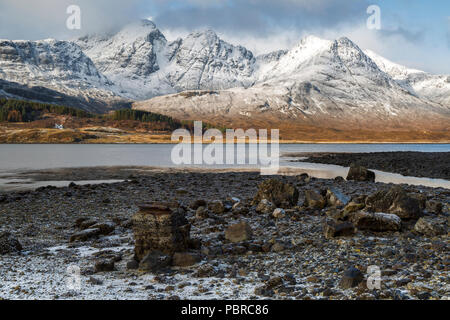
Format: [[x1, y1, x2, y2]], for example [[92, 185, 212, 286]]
[[365, 186, 422, 219]]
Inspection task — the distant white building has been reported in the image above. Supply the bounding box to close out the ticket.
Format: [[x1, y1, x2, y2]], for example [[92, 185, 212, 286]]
[[55, 124, 64, 130]]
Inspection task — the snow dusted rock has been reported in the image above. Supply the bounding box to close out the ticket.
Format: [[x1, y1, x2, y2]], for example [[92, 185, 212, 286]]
[[350, 212, 402, 232], [255, 199, 276, 215], [326, 187, 351, 207], [304, 190, 326, 209]]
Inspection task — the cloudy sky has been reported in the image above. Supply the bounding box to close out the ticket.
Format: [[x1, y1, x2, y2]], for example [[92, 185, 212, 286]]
[[0, 0, 449, 74]]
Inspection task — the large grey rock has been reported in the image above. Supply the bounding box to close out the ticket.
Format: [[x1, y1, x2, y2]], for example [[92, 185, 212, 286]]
[[132, 202, 191, 261], [365, 186, 422, 219], [252, 179, 299, 208]]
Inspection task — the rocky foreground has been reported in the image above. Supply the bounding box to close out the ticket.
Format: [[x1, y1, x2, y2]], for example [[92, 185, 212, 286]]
[[0, 168, 449, 300]]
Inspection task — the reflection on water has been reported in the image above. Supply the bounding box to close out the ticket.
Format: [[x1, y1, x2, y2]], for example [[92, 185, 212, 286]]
[[0, 144, 449, 191]]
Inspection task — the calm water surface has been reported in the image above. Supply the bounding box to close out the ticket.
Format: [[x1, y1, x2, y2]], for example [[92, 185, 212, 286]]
[[0, 144, 449, 190]]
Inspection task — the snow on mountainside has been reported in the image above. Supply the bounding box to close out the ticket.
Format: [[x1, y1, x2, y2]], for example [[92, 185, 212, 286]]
[[0, 18, 449, 123], [163, 30, 256, 92], [0, 38, 126, 112], [135, 35, 449, 130], [365, 50, 450, 107], [76, 20, 172, 100]]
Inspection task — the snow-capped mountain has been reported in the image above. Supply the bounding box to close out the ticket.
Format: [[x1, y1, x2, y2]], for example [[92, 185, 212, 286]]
[[134, 35, 449, 130], [365, 50, 450, 107], [0, 38, 126, 112], [0, 18, 449, 127]]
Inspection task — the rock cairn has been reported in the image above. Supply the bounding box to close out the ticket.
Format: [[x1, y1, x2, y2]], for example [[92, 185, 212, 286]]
[[132, 202, 191, 262]]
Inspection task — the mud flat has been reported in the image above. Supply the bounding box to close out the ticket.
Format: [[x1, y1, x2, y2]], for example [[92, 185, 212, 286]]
[[0, 169, 449, 300]]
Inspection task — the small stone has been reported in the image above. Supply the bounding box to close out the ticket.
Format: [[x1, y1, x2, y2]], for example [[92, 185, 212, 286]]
[[69, 228, 101, 242], [190, 200, 207, 210], [340, 267, 364, 289], [271, 242, 285, 252], [195, 206, 209, 219], [126, 259, 139, 270], [208, 200, 225, 214], [139, 251, 171, 273], [172, 252, 201, 267], [304, 190, 326, 209], [256, 199, 276, 215], [94, 260, 115, 273], [323, 220, 356, 239], [272, 208, 286, 219], [326, 188, 350, 207], [88, 276, 103, 285], [426, 200, 443, 214], [225, 222, 253, 243]]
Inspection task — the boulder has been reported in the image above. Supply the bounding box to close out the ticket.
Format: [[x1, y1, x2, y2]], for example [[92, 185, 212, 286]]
[[256, 199, 276, 215], [69, 228, 101, 242], [252, 179, 299, 208], [323, 220, 356, 239], [172, 252, 201, 267], [365, 186, 422, 219], [304, 190, 326, 209], [347, 165, 375, 182], [340, 267, 364, 289], [132, 202, 191, 261], [225, 222, 253, 243], [208, 200, 225, 214], [414, 217, 447, 237], [350, 211, 402, 232], [326, 188, 350, 207], [139, 251, 172, 273], [0, 232, 22, 255]]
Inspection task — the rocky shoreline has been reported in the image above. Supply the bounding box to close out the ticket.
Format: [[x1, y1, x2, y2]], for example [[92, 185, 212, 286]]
[[0, 168, 449, 300], [290, 152, 450, 180]]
